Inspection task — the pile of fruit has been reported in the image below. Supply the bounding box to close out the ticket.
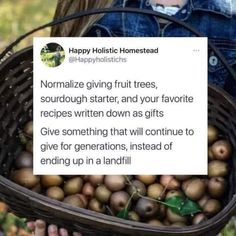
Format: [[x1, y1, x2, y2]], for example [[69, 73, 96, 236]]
[[9, 121, 233, 227]]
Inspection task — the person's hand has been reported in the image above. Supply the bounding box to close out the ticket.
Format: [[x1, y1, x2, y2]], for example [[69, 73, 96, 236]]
[[27, 220, 82, 236]]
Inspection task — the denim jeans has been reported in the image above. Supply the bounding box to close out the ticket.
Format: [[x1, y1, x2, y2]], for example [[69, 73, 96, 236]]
[[86, 0, 236, 98]]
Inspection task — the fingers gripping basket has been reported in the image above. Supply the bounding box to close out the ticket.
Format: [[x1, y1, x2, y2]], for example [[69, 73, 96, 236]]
[[0, 7, 236, 236]]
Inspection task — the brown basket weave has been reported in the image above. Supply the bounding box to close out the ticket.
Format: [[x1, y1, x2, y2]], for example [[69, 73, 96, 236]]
[[0, 7, 236, 236]]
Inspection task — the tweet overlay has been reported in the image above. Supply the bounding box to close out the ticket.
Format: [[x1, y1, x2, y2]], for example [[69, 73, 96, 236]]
[[33, 37, 207, 175]]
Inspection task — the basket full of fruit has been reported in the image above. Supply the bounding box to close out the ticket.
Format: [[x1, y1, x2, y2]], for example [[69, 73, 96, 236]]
[[0, 7, 236, 236]]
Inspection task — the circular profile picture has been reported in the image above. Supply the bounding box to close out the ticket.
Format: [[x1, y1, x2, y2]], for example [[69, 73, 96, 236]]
[[40, 43, 65, 67]]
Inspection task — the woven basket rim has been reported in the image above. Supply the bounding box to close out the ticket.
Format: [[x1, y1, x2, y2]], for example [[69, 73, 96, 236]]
[[0, 46, 32, 68]]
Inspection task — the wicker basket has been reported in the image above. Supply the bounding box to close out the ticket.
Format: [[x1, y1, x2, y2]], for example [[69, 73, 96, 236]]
[[0, 7, 236, 236]]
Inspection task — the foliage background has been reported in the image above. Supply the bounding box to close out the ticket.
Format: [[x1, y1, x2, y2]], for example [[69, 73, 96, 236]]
[[0, 0, 57, 53]]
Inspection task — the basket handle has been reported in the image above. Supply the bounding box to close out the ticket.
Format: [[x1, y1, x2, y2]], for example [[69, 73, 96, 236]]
[[0, 7, 235, 83]]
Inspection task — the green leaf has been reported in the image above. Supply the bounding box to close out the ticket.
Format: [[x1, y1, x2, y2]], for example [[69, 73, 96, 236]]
[[165, 196, 202, 216], [15, 217, 28, 230], [1, 213, 17, 233], [165, 196, 184, 215], [0, 212, 29, 233], [117, 209, 129, 219], [180, 199, 202, 216]]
